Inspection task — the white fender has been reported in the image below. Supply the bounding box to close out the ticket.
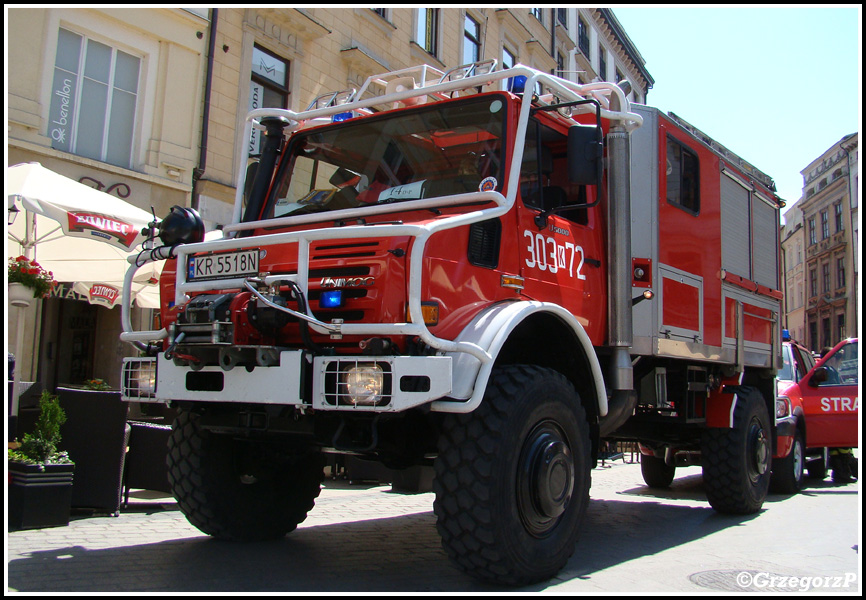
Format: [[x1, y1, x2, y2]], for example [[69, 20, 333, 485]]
[[430, 300, 608, 416]]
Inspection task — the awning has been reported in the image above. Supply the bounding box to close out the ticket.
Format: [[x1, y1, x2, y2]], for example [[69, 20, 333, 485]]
[[7, 162, 162, 308]]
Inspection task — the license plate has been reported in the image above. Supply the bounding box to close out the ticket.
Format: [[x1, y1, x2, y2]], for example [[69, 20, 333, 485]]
[[188, 249, 259, 281]]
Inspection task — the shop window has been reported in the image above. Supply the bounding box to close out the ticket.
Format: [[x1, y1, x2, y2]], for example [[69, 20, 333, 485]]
[[249, 45, 290, 156], [666, 136, 700, 215], [49, 28, 141, 169]]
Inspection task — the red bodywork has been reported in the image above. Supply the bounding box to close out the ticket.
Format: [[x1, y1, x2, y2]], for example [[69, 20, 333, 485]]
[[780, 338, 859, 450]]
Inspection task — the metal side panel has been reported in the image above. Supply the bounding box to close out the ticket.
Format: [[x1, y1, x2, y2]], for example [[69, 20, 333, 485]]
[[721, 284, 780, 369], [628, 104, 660, 345]]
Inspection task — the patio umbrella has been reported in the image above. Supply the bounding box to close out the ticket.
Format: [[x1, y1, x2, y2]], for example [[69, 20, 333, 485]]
[[6, 162, 162, 309]]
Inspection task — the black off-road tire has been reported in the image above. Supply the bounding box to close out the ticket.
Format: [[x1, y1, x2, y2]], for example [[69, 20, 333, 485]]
[[701, 386, 771, 514], [433, 365, 591, 586], [640, 453, 676, 489], [770, 428, 805, 494], [167, 409, 324, 541]]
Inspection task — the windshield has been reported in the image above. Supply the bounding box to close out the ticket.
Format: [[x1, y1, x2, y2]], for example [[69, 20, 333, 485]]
[[263, 95, 507, 220]]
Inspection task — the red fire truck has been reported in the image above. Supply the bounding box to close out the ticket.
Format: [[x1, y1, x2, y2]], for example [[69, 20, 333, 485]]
[[120, 61, 784, 585]]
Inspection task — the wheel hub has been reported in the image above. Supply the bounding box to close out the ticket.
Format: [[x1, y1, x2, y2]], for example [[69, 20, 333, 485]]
[[517, 421, 574, 537], [748, 420, 770, 479]]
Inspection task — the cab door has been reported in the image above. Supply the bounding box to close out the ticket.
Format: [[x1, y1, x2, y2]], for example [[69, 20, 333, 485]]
[[515, 117, 606, 344], [799, 339, 859, 448]]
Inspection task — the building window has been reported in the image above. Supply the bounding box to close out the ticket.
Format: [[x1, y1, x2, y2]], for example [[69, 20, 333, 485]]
[[578, 17, 590, 57], [809, 269, 817, 297], [837, 257, 845, 288], [531, 8, 544, 24], [598, 44, 607, 81], [820, 209, 829, 239], [665, 136, 700, 215], [557, 8, 568, 27], [249, 45, 290, 156], [49, 27, 141, 169], [371, 8, 387, 19], [822, 317, 831, 348], [417, 8, 439, 56], [501, 46, 516, 90], [556, 51, 565, 78], [822, 263, 830, 294], [837, 314, 845, 341], [463, 14, 481, 65], [808, 217, 817, 245], [834, 201, 844, 232]]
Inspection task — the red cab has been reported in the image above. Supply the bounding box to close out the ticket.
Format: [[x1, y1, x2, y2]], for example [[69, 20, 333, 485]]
[[773, 338, 859, 492]]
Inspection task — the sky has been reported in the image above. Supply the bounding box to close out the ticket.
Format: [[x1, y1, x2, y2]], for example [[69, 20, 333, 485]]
[[609, 6, 861, 218]]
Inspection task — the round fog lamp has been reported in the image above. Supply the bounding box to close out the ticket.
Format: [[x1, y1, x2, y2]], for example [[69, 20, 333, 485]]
[[342, 364, 384, 405]]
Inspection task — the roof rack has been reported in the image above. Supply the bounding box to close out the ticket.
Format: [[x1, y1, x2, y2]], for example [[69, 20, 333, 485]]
[[296, 61, 643, 131]]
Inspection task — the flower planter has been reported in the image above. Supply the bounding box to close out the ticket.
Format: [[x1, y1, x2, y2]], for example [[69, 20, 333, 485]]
[[8, 462, 75, 531], [8, 282, 33, 308]]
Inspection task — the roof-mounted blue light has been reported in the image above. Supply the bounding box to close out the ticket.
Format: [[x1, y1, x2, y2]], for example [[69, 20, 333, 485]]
[[332, 111, 353, 123], [508, 75, 527, 95]]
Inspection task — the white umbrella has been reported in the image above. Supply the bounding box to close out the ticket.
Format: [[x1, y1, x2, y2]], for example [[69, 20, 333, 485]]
[[6, 162, 162, 308]]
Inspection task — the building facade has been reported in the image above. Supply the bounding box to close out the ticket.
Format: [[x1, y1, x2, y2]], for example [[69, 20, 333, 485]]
[[7, 7, 209, 389], [797, 133, 858, 352], [6, 7, 652, 392], [780, 203, 807, 345]]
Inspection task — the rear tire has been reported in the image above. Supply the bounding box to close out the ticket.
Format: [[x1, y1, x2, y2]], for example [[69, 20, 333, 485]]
[[701, 387, 771, 514], [770, 428, 805, 494], [433, 365, 591, 586], [640, 454, 676, 488], [167, 410, 324, 541]]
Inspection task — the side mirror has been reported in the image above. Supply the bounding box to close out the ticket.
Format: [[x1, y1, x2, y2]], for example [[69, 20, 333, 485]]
[[808, 367, 829, 388], [568, 123, 602, 186]]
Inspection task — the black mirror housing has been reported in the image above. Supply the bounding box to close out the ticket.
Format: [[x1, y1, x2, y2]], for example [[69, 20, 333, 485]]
[[809, 366, 829, 388], [568, 123, 603, 186]]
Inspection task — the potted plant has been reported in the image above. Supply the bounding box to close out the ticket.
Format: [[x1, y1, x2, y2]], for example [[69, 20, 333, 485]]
[[8, 390, 75, 531], [8, 255, 57, 307], [83, 378, 112, 391]]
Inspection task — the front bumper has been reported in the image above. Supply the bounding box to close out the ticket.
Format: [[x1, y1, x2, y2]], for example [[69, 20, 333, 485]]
[[122, 353, 452, 412], [774, 414, 797, 458]]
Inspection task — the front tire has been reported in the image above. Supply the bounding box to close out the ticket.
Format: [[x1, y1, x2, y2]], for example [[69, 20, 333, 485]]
[[770, 428, 805, 494], [433, 365, 591, 586], [167, 409, 324, 541], [701, 386, 771, 514]]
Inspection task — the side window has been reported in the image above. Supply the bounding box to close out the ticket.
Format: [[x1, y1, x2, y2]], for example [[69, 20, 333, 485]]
[[819, 341, 858, 386], [520, 119, 588, 225], [666, 136, 700, 215]]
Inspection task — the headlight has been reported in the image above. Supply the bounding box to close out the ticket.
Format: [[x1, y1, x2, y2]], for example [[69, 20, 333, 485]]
[[342, 364, 384, 406], [775, 396, 791, 419]]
